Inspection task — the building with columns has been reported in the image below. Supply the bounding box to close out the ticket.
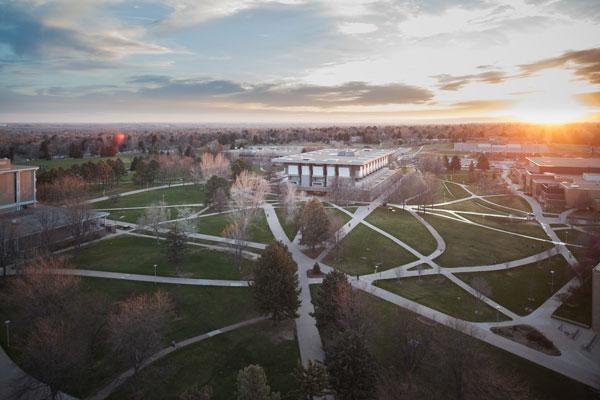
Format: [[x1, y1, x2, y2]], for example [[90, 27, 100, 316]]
[[0, 158, 38, 213], [272, 148, 395, 191]]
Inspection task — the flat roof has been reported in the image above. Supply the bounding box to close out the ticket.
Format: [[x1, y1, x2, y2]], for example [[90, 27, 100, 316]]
[[0, 207, 107, 237], [272, 148, 394, 166], [527, 157, 600, 169]]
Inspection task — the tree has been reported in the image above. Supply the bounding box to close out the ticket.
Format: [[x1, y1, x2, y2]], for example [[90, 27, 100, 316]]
[[325, 331, 377, 400], [201, 152, 230, 178], [231, 158, 251, 179], [179, 385, 213, 400], [139, 201, 169, 243], [443, 155, 450, 171], [312, 270, 360, 333], [108, 290, 173, 374], [280, 181, 302, 224], [295, 361, 328, 399], [449, 155, 461, 172], [251, 242, 301, 322], [0, 221, 18, 278], [476, 153, 490, 170], [236, 364, 281, 400], [165, 225, 188, 272], [298, 198, 330, 251], [206, 175, 230, 205], [328, 177, 354, 206]]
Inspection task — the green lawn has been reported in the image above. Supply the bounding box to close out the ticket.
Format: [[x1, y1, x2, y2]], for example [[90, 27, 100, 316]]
[[484, 195, 532, 212], [553, 278, 592, 327], [72, 235, 254, 279], [456, 255, 574, 316], [365, 208, 437, 255], [434, 199, 509, 214], [323, 224, 417, 275], [443, 181, 471, 200], [108, 321, 299, 400], [22, 154, 137, 170], [274, 207, 297, 240], [553, 229, 590, 262], [462, 214, 550, 239], [196, 210, 274, 243], [94, 185, 205, 209], [0, 278, 257, 398], [350, 288, 597, 400], [374, 275, 508, 322], [422, 214, 553, 267]]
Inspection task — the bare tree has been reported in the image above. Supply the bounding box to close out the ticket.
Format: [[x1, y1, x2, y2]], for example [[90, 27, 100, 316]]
[[108, 290, 174, 374], [34, 207, 62, 255], [224, 171, 269, 270], [139, 201, 169, 243], [280, 181, 302, 223], [200, 152, 230, 179], [328, 177, 354, 206], [0, 221, 18, 278]]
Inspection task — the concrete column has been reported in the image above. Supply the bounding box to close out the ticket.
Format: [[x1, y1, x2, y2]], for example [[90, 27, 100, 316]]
[[33, 169, 37, 206]]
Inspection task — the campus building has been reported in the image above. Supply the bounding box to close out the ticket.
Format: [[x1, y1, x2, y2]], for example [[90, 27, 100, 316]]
[[0, 158, 38, 213], [272, 148, 400, 200], [512, 157, 600, 211]]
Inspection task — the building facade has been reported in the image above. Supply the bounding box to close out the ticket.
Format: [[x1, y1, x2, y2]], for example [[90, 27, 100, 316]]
[[273, 148, 394, 190], [0, 158, 38, 213], [594, 263, 600, 332]]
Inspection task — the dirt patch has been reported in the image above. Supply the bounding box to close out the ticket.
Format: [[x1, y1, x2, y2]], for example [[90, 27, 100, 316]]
[[491, 324, 560, 356]]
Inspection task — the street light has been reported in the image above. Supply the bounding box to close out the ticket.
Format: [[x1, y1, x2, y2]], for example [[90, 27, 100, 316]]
[[374, 265, 379, 279], [4, 320, 11, 348], [153, 264, 158, 285], [495, 306, 501, 322], [550, 270, 555, 293]]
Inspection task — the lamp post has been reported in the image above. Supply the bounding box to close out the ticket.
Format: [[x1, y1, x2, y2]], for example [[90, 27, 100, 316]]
[[495, 306, 501, 322], [4, 320, 11, 348], [374, 265, 379, 279], [153, 264, 158, 285], [550, 270, 555, 293]]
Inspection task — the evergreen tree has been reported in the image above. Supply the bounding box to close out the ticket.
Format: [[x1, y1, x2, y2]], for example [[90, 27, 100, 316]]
[[450, 155, 461, 171], [325, 331, 377, 400], [298, 198, 330, 250], [206, 175, 230, 203], [477, 153, 490, 170], [312, 270, 352, 331], [236, 365, 281, 400], [231, 158, 251, 179], [39, 140, 51, 160], [251, 242, 301, 321]]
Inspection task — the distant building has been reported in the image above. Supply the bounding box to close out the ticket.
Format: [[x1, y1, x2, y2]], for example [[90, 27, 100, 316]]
[[454, 143, 548, 154], [0, 158, 38, 213], [513, 157, 600, 211], [594, 263, 600, 332], [272, 148, 400, 200]]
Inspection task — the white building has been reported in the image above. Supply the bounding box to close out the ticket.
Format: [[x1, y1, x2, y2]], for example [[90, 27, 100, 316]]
[[272, 148, 394, 190]]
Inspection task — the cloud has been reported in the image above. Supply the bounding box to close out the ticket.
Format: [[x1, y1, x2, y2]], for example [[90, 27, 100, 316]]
[[519, 47, 600, 84], [433, 70, 508, 90], [338, 22, 378, 35], [576, 91, 600, 107], [526, 0, 600, 23]]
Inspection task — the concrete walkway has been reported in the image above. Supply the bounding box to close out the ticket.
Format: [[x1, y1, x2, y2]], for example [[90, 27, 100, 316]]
[[87, 182, 197, 204], [262, 203, 326, 366]]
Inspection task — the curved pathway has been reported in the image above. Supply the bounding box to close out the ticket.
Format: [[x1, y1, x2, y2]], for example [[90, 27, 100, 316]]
[[89, 317, 267, 400]]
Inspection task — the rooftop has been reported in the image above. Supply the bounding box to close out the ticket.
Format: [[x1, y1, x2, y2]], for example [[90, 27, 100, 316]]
[[272, 148, 394, 166], [527, 157, 600, 169], [0, 158, 39, 172]]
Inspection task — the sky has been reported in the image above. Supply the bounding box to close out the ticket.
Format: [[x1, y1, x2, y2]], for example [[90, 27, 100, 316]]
[[1, 0, 600, 124]]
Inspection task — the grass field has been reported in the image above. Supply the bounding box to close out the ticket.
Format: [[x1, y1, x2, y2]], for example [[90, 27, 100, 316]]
[[366, 208, 437, 255], [374, 275, 508, 322], [71, 235, 254, 279], [0, 278, 258, 398], [350, 289, 597, 400], [95, 185, 206, 223], [196, 210, 275, 243], [456, 255, 573, 316], [553, 278, 592, 327], [323, 224, 417, 275], [484, 195, 532, 212], [442, 181, 471, 200], [275, 207, 297, 240], [462, 214, 550, 239], [422, 214, 553, 267], [435, 199, 509, 214], [108, 321, 299, 400], [22, 154, 137, 170]]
